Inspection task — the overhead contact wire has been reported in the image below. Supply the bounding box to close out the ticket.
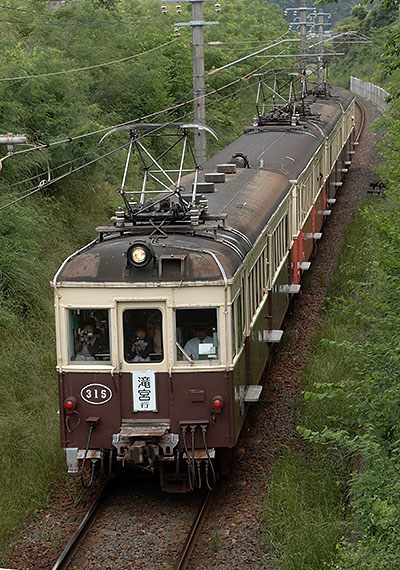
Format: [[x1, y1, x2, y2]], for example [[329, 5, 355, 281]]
[[0, 42, 290, 199], [0, 142, 129, 211], [0, 37, 180, 82], [2, 39, 288, 160]]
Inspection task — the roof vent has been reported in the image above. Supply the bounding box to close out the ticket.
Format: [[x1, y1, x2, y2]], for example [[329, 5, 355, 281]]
[[192, 182, 215, 193], [217, 163, 237, 174], [204, 172, 225, 183], [159, 255, 186, 280]]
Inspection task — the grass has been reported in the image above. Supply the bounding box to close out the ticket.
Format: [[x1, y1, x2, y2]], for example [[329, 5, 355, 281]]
[[0, 173, 118, 560], [262, 447, 348, 570], [261, 208, 374, 569]]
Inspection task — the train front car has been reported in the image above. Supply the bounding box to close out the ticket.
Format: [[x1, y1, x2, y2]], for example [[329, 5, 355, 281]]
[[53, 86, 355, 491]]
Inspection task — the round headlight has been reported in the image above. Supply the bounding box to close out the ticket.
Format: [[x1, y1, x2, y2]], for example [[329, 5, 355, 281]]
[[127, 242, 153, 268]]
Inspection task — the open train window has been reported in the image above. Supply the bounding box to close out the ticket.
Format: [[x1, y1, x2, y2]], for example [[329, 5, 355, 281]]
[[175, 308, 218, 363], [123, 309, 163, 363], [68, 309, 110, 363]]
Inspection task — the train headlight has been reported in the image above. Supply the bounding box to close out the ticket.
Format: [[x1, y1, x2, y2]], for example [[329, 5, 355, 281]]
[[127, 241, 154, 268]]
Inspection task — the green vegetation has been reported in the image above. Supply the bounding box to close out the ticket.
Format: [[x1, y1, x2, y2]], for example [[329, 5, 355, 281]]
[[323, 0, 400, 94], [0, 0, 290, 559], [262, 447, 347, 569], [263, 5, 400, 567], [263, 169, 400, 569]]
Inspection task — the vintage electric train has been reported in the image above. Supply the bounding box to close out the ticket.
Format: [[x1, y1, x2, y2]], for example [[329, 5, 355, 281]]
[[53, 84, 355, 491]]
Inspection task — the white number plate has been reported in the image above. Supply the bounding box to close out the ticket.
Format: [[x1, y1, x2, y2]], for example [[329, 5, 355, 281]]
[[132, 370, 157, 412]]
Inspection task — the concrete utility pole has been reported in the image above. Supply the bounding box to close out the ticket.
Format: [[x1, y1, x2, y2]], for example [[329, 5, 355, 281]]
[[191, 0, 206, 165], [163, 0, 218, 165], [317, 7, 324, 83], [299, 0, 307, 75]]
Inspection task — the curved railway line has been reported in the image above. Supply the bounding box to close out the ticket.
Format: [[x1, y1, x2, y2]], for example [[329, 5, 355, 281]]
[[7, 96, 383, 570], [53, 100, 368, 570], [49, 101, 367, 570]]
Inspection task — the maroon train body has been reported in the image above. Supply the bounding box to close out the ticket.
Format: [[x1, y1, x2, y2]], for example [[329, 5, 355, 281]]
[[53, 86, 355, 491]]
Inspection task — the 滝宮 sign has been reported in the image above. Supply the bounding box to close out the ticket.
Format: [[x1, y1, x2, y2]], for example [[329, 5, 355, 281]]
[[132, 370, 157, 412]]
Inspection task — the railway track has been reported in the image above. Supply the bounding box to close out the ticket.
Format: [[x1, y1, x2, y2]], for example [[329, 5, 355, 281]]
[[51, 482, 111, 570], [174, 491, 213, 570], [50, 478, 213, 569]]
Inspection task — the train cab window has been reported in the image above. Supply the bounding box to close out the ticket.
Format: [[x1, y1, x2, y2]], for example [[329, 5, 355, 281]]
[[175, 308, 218, 363], [123, 309, 163, 363], [68, 309, 110, 363]]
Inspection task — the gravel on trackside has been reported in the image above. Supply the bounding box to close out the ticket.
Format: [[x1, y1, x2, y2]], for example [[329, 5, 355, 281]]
[[5, 97, 384, 570]]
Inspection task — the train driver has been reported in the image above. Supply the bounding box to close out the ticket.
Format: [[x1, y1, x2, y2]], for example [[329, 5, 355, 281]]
[[183, 326, 213, 361]]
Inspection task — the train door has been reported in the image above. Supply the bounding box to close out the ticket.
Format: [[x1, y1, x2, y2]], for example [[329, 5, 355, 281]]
[[116, 302, 170, 421]]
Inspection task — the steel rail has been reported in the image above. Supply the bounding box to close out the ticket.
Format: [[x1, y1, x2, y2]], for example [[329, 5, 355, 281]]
[[51, 482, 111, 570], [174, 490, 214, 570]]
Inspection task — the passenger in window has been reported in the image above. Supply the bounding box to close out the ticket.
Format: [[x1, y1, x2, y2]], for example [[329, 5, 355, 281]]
[[127, 327, 153, 362], [75, 319, 100, 361], [183, 327, 213, 361]]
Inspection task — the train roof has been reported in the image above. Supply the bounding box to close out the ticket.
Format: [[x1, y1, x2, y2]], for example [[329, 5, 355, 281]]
[[54, 87, 354, 286]]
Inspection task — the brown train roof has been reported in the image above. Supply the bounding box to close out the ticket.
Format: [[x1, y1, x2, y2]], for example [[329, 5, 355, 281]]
[[56, 87, 354, 285]]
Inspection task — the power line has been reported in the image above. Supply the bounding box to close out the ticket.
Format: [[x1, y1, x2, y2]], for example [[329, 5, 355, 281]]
[[0, 49, 286, 209], [0, 142, 129, 211], [0, 16, 171, 27], [1, 41, 290, 167], [0, 140, 116, 193], [0, 37, 180, 82], [0, 3, 171, 25]]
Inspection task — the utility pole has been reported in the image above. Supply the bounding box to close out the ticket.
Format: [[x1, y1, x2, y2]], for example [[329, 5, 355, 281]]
[[317, 7, 324, 83], [162, 0, 219, 165], [285, 2, 333, 86], [299, 0, 307, 75], [192, 0, 206, 165]]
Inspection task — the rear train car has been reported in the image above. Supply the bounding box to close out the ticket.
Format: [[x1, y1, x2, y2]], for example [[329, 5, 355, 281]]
[[53, 86, 355, 491]]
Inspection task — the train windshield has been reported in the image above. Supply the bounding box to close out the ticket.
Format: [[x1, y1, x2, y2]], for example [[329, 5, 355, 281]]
[[68, 309, 110, 363], [175, 308, 218, 362], [123, 309, 163, 363]]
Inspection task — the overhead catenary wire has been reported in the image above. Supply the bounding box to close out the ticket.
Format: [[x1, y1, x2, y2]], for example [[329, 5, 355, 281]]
[[0, 142, 129, 211], [0, 49, 285, 210], [0, 37, 180, 82], [0, 40, 292, 205], [0, 139, 117, 194], [0, 75, 258, 199], [0, 34, 293, 198], [0, 16, 171, 27], [1, 40, 293, 165], [135, 44, 293, 141]]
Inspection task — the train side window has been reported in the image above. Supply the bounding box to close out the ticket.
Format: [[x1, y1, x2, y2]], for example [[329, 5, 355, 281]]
[[233, 292, 244, 355], [175, 308, 218, 362], [123, 309, 163, 363], [68, 309, 110, 363]]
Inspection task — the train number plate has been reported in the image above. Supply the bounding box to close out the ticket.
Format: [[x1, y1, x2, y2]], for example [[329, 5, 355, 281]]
[[132, 370, 157, 412], [80, 383, 112, 405]]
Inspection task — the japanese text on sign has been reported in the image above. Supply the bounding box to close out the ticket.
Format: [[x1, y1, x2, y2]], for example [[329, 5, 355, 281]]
[[132, 370, 157, 412]]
